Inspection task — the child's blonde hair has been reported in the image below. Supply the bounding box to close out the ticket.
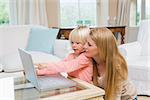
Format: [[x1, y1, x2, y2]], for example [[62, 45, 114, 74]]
[[69, 26, 90, 44]]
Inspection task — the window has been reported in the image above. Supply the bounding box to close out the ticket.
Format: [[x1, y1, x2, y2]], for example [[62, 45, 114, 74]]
[[60, 0, 96, 27], [130, 0, 150, 26], [136, 0, 141, 25], [0, 0, 9, 25]]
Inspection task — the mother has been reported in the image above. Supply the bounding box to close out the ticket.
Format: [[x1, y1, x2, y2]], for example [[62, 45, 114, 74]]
[[84, 28, 137, 100]]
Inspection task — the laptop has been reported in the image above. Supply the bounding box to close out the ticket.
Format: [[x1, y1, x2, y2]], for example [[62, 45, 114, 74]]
[[18, 48, 76, 92]]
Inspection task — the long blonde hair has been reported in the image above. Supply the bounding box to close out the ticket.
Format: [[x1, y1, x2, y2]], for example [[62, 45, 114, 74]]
[[69, 26, 90, 44], [90, 28, 128, 100]]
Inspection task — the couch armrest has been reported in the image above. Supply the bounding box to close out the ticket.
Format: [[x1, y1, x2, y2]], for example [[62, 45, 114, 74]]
[[119, 41, 141, 59]]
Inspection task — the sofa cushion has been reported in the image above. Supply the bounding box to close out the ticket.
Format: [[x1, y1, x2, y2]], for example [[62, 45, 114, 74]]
[[54, 39, 72, 58], [2, 51, 61, 72], [137, 20, 150, 56], [26, 26, 59, 54], [127, 56, 150, 95], [127, 56, 150, 81]]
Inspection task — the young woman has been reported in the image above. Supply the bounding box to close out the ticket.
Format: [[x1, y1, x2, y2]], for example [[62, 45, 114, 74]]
[[36, 26, 93, 83], [84, 28, 137, 100]]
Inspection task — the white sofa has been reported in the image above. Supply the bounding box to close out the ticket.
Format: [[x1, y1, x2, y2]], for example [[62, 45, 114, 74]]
[[0, 25, 71, 79], [119, 20, 150, 96]]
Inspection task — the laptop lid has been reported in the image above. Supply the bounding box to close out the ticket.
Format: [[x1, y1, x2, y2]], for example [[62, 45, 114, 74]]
[[18, 48, 39, 88]]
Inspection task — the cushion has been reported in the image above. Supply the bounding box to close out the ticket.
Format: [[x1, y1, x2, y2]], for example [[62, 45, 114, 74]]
[[137, 20, 150, 56], [127, 56, 150, 81], [127, 56, 150, 95], [26, 26, 59, 54], [54, 39, 72, 58], [119, 42, 141, 59], [2, 51, 61, 72]]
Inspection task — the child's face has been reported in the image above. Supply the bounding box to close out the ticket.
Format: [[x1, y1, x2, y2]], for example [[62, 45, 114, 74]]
[[71, 41, 84, 55]]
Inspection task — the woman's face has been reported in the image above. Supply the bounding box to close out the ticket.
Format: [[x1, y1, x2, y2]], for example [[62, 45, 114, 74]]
[[84, 36, 98, 58]]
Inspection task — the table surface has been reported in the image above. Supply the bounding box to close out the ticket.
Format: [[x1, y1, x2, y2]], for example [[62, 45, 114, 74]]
[[15, 76, 105, 100]]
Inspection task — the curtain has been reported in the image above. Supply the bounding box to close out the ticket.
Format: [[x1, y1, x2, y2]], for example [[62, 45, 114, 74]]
[[108, 0, 118, 26], [9, 0, 48, 27], [96, 0, 109, 26], [116, 0, 131, 26], [108, 0, 131, 26]]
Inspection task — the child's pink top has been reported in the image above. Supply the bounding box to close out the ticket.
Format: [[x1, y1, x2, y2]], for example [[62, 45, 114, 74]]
[[37, 53, 93, 83]]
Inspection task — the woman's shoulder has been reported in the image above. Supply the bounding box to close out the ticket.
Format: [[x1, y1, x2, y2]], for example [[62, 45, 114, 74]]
[[121, 79, 135, 87], [120, 79, 137, 99]]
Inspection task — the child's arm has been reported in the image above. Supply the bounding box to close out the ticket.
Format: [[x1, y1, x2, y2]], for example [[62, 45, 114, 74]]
[[37, 53, 91, 75], [36, 54, 74, 75], [36, 68, 58, 75]]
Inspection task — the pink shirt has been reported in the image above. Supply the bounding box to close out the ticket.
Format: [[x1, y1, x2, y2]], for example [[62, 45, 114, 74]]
[[37, 53, 93, 83]]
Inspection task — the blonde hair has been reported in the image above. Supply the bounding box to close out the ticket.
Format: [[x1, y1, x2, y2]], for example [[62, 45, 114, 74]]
[[90, 28, 128, 100], [69, 26, 90, 44]]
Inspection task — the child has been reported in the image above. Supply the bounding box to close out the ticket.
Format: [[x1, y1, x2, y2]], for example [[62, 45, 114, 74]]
[[84, 28, 137, 100], [36, 26, 93, 83]]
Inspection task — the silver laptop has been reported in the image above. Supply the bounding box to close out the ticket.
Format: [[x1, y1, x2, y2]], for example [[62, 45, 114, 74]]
[[18, 48, 76, 92]]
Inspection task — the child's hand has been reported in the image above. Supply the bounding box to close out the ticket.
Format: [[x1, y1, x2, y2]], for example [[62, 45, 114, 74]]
[[34, 63, 48, 69], [36, 69, 45, 76], [36, 68, 58, 76]]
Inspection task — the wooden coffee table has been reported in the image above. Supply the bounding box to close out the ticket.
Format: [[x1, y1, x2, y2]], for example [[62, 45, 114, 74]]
[[15, 77, 105, 100]]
